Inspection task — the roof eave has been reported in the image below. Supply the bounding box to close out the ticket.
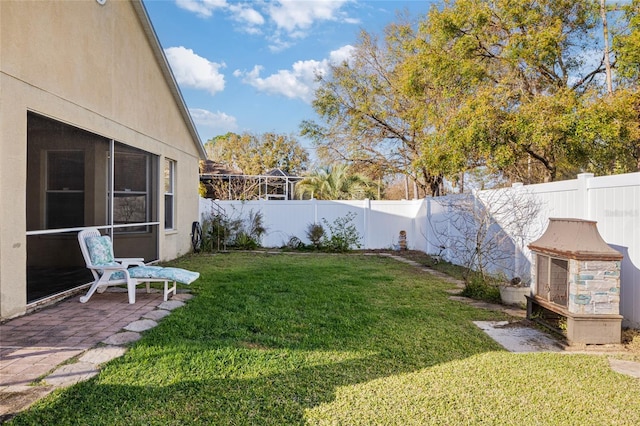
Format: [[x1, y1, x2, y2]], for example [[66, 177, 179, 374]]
[[132, 0, 208, 160]]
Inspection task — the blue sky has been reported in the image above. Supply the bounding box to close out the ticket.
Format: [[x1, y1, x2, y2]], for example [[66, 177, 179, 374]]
[[143, 0, 439, 151]]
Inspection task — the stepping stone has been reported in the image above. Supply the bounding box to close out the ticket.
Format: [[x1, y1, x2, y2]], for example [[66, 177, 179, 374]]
[[158, 300, 184, 311], [45, 362, 98, 387], [474, 321, 562, 353], [609, 358, 640, 378], [102, 331, 141, 346], [124, 319, 157, 332], [142, 309, 171, 321], [172, 293, 193, 301], [79, 345, 126, 365]]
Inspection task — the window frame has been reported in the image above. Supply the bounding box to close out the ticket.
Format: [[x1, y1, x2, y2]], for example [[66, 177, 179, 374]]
[[164, 158, 176, 230], [112, 150, 151, 233], [536, 253, 569, 307], [44, 150, 85, 229]]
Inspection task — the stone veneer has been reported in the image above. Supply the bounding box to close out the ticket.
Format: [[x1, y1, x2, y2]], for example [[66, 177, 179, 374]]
[[568, 259, 621, 316]]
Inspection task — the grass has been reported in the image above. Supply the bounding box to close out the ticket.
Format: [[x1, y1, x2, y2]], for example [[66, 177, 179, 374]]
[[8, 253, 640, 425]]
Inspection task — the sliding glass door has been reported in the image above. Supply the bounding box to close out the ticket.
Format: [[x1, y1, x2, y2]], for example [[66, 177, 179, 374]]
[[26, 113, 159, 303]]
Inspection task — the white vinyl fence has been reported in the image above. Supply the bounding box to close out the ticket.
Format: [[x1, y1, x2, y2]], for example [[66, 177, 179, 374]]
[[199, 198, 428, 252], [199, 172, 640, 327]]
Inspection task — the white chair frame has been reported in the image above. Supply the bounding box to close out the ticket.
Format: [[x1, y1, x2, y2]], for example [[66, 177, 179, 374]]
[[77, 228, 176, 304]]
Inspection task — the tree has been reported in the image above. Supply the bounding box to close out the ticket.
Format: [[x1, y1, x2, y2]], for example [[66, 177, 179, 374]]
[[411, 0, 640, 181], [429, 187, 542, 284], [204, 132, 309, 176], [295, 164, 375, 200], [578, 0, 640, 174], [408, 0, 607, 183], [576, 89, 640, 173], [301, 27, 445, 197], [614, 0, 640, 84], [304, 1, 639, 187]]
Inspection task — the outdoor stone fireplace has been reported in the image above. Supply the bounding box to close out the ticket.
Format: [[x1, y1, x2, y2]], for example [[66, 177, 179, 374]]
[[526, 218, 623, 345]]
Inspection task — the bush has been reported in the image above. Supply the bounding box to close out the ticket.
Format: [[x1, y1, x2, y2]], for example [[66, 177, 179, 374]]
[[460, 273, 501, 303], [231, 209, 266, 249], [201, 214, 239, 251], [305, 223, 325, 249], [321, 212, 362, 252], [201, 208, 266, 251]]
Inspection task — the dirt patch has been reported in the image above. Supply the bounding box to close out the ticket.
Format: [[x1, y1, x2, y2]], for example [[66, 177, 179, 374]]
[[622, 328, 640, 355]]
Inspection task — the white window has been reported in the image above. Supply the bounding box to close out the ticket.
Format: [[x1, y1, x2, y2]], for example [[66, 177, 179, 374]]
[[113, 151, 150, 232], [164, 159, 176, 230]]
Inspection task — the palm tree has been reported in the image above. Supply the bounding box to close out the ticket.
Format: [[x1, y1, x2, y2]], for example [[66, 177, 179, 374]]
[[295, 164, 375, 200]]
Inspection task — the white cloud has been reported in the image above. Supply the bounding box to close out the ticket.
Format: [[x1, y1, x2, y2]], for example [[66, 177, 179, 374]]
[[175, 0, 358, 49], [228, 4, 265, 26], [165, 46, 226, 96], [234, 45, 355, 103], [190, 108, 238, 133], [267, 35, 294, 53], [329, 45, 355, 66], [175, 0, 227, 18], [267, 0, 350, 33]]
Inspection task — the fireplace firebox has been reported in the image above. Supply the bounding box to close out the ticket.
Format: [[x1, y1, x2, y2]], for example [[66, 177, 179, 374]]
[[527, 218, 623, 345]]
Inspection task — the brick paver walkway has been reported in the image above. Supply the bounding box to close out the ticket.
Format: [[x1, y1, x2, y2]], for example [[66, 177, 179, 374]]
[[0, 289, 167, 420]]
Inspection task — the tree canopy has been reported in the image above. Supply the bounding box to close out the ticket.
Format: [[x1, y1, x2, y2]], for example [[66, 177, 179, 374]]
[[204, 132, 309, 176], [303, 0, 640, 193], [301, 27, 445, 197], [295, 164, 375, 200]]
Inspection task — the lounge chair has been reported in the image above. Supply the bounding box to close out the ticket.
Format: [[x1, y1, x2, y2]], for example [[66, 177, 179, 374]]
[[78, 227, 199, 304]]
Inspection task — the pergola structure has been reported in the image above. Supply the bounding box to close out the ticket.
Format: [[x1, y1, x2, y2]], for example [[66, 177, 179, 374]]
[[200, 161, 302, 200]]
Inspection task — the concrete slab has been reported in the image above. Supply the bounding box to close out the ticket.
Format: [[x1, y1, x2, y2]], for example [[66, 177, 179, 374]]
[[124, 319, 158, 332], [474, 321, 564, 353], [101, 331, 141, 346], [157, 300, 185, 311], [173, 293, 194, 301], [609, 358, 640, 378], [45, 362, 99, 387], [79, 346, 127, 365], [142, 309, 171, 321]]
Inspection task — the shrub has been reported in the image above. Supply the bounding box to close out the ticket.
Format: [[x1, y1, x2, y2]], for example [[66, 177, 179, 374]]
[[460, 273, 501, 303], [201, 208, 266, 251], [321, 212, 362, 252], [305, 223, 325, 249], [201, 213, 239, 251], [234, 231, 259, 250]]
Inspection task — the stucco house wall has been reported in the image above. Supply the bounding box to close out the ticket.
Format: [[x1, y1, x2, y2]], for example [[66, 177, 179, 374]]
[[0, 0, 206, 319]]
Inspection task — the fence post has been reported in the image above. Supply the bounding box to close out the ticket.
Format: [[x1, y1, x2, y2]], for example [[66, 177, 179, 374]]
[[512, 182, 524, 278], [363, 198, 370, 249], [425, 198, 433, 254], [313, 198, 318, 224], [577, 173, 594, 220]]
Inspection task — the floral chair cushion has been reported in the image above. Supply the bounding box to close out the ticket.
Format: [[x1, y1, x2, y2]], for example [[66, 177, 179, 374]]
[[85, 236, 115, 266], [155, 267, 200, 284], [109, 265, 199, 284], [110, 265, 160, 281]]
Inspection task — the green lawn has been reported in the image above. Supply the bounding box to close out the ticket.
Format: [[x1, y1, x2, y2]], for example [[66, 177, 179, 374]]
[[9, 253, 640, 425]]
